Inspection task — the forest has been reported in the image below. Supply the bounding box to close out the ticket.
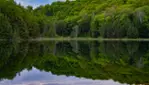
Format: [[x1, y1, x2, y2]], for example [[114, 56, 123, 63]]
[[0, 41, 149, 84], [1, 0, 149, 39]]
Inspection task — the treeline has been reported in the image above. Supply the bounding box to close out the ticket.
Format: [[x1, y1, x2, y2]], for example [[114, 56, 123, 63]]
[[1, 41, 149, 84], [32, 0, 149, 38], [0, 0, 56, 39], [1, 0, 149, 39]]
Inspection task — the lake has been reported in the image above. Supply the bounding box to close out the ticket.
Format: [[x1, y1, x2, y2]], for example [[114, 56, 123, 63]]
[[0, 40, 148, 85]]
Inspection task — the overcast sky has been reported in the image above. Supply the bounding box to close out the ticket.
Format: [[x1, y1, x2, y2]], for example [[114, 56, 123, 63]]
[[14, 0, 66, 8]]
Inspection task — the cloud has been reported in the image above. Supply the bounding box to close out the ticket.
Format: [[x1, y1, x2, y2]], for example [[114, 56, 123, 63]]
[[0, 68, 127, 85], [14, 0, 66, 8]]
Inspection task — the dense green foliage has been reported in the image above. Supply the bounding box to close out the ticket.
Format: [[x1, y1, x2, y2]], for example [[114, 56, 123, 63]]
[[1, 41, 149, 84], [0, 0, 56, 39], [1, 0, 149, 39]]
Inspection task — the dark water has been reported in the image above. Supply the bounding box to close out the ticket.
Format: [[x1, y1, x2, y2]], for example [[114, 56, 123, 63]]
[[0, 41, 149, 85]]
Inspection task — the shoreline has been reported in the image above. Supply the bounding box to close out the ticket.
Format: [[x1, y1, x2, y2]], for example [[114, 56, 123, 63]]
[[29, 38, 149, 41]]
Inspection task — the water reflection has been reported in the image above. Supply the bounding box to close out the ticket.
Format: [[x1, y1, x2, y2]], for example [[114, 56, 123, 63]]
[[0, 41, 149, 85], [0, 68, 126, 85]]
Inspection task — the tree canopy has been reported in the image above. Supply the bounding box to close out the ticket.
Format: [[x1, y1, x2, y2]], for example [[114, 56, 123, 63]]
[[0, 0, 149, 39]]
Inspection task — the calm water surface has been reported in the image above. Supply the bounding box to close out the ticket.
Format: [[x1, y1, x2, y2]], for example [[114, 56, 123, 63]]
[[0, 41, 148, 85]]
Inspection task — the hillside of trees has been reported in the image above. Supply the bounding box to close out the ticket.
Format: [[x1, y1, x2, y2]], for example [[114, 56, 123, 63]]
[[1, 0, 149, 39], [0, 41, 149, 84]]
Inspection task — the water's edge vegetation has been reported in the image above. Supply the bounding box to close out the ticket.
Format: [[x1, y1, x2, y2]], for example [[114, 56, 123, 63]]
[[30, 38, 149, 41], [0, 0, 149, 39], [3, 37, 149, 42]]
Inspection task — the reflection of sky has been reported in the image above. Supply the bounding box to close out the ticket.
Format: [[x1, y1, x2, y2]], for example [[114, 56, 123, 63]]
[[0, 68, 127, 85], [14, 0, 66, 8]]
